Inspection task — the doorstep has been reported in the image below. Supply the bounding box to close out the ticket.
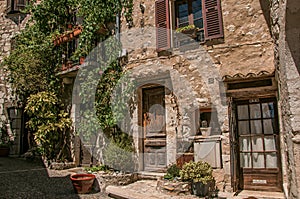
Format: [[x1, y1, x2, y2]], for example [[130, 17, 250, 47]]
[[236, 190, 285, 199], [137, 171, 165, 179], [218, 190, 285, 199]]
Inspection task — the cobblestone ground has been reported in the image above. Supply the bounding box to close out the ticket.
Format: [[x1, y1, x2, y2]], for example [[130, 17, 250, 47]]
[[0, 157, 111, 199]]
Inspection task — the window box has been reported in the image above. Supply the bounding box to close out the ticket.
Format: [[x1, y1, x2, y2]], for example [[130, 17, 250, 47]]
[[176, 25, 198, 38]]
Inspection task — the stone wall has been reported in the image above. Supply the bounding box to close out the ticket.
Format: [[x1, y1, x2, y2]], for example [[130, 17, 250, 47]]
[[272, 0, 300, 197], [121, 0, 275, 77], [0, 0, 29, 155]]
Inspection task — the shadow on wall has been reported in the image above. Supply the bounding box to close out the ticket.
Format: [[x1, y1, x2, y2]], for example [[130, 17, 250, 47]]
[[259, 0, 271, 35], [286, 0, 300, 75]]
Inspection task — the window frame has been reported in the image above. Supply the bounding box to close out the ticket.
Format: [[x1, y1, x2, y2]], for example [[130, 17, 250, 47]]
[[155, 0, 224, 51], [175, 0, 203, 29]]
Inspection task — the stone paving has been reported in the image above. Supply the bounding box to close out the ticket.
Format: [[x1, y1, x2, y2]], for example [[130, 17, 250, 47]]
[[0, 157, 110, 199], [106, 180, 199, 199], [105, 179, 285, 199], [0, 157, 285, 199]]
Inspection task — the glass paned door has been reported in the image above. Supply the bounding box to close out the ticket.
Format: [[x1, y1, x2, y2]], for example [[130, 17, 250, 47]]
[[235, 98, 282, 191]]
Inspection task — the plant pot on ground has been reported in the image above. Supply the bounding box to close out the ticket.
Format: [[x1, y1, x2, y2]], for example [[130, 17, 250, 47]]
[[191, 180, 215, 197], [70, 173, 96, 194], [0, 122, 12, 157], [79, 56, 85, 65], [0, 144, 10, 157]]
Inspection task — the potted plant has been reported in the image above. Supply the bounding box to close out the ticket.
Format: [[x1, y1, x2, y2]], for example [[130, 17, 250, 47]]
[[0, 123, 11, 157], [175, 24, 198, 38], [179, 161, 215, 197]]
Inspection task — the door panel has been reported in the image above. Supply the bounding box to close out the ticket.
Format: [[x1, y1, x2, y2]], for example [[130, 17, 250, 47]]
[[142, 86, 166, 171], [235, 98, 282, 192]]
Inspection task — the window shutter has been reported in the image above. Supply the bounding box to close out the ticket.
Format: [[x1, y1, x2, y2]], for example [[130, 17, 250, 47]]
[[6, 0, 12, 12], [203, 0, 224, 40], [155, 0, 171, 52]]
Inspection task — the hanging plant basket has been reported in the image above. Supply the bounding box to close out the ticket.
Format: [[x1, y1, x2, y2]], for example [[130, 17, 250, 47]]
[[176, 25, 198, 39], [70, 173, 95, 194]]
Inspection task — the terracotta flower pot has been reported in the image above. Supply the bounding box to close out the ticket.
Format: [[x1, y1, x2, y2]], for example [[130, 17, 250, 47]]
[[79, 57, 85, 65], [70, 173, 95, 194], [73, 27, 82, 37], [0, 147, 9, 157]]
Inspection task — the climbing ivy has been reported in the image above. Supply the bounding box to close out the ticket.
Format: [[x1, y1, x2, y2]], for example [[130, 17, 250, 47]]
[[2, 0, 134, 161]]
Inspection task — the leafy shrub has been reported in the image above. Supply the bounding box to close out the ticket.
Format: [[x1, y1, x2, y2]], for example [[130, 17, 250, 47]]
[[103, 141, 134, 172], [179, 161, 214, 184], [85, 165, 110, 173], [0, 122, 11, 147], [164, 164, 180, 180], [25, 91, 72, 161]]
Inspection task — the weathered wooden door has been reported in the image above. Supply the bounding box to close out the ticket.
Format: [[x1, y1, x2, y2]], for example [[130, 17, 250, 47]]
[[235, 98, 282, 191], [142, 86, 166, 171]]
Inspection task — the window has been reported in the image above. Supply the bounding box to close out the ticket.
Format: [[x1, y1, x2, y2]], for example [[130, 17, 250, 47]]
[[155, 0, 224, 51], [236, 100, 279, 169], [6, 0, 28, 14], [175, 0, 205, 42]]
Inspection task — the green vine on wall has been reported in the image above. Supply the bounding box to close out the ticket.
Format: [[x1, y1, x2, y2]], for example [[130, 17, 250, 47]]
[[2, 0, 134, 162]]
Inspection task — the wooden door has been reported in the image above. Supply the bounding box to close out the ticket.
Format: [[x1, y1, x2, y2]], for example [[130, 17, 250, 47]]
[[142, 86, 166, 171], [235, 98, 282, 192]]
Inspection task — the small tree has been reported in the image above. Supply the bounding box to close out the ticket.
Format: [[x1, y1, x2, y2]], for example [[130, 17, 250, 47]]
[[25, 91, 72, 161]]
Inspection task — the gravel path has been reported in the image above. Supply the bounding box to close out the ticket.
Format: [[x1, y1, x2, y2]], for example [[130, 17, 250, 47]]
[[0, 157, 111, 199]]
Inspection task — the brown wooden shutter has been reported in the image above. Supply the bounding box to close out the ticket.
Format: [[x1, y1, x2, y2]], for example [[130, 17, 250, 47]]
[[155, 0, 171, 52], [6, 0, 12, 12], [203, 0, 224, 40]]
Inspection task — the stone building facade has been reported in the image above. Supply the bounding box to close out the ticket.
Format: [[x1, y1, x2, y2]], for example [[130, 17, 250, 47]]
[[113, 0, 280, 194], [67, 0, 289, 196], [0, 0, 30, 156], [0, 0, 299, 198]]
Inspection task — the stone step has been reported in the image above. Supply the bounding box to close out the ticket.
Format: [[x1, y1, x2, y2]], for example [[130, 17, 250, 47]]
[[137, 171, 165, 180], [218, 190, 285, 199]]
